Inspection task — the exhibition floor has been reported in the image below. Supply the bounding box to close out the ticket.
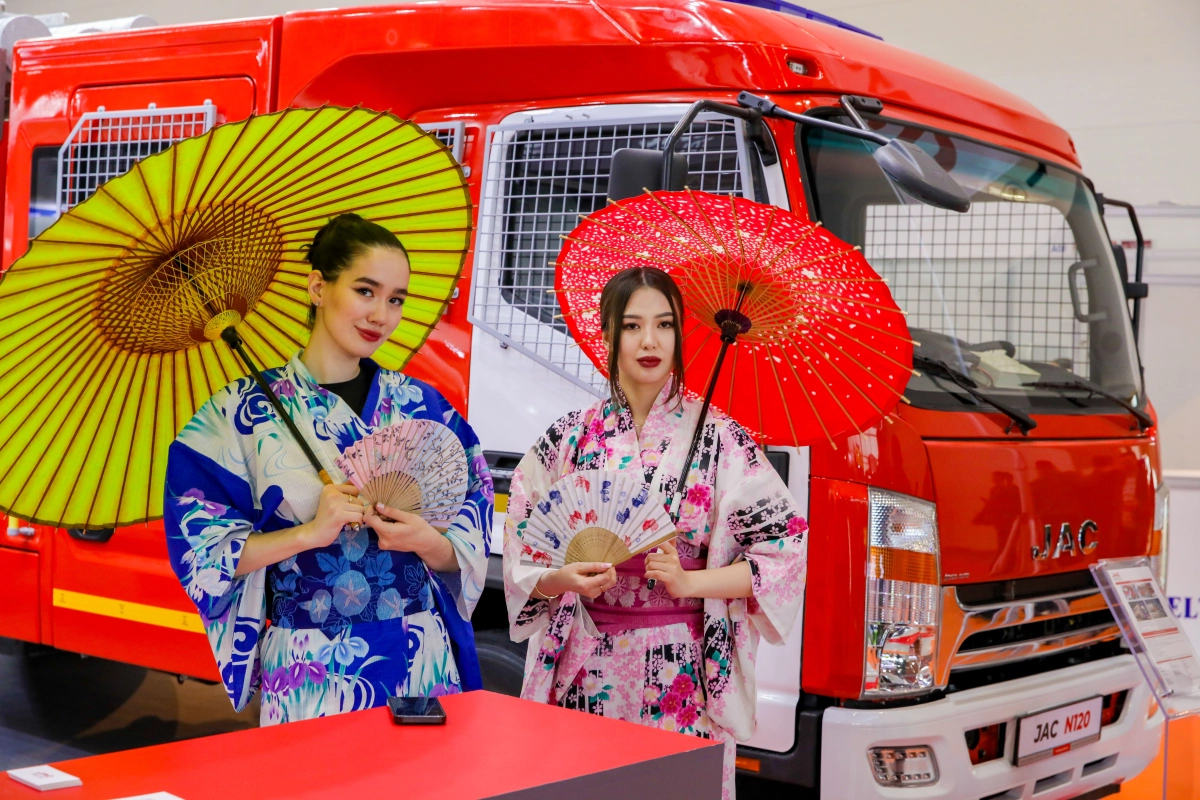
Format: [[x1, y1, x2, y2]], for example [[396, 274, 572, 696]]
[[1, 639, 1194, 798]]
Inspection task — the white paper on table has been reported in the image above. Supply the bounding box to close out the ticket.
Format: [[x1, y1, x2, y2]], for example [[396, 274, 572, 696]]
[[6, 765, 82, 791], [111, 793, 185, 800]]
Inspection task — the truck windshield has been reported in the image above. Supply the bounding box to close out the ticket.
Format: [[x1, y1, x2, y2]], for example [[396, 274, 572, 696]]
[[799, 118, 1143, 415]]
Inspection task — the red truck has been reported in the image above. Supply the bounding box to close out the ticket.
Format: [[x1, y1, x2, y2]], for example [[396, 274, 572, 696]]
[[0, 2, 1168, 798]]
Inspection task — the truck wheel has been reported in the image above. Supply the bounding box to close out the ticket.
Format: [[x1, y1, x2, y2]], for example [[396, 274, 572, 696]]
[[473, 629, 527, 697]]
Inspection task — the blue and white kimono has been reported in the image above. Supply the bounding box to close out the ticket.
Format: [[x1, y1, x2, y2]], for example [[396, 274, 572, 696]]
[[164, 354, 491, 725]]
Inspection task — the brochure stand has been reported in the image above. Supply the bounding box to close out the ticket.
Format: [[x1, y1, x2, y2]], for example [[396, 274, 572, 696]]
[[1091, 558, 1200, 800]]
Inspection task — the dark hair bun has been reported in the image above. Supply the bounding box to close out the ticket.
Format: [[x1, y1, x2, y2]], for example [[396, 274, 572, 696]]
[[303, 213, 409, 326]]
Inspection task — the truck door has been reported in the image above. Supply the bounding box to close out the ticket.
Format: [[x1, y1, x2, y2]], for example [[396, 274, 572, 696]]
[[2, 19, 277, 680]]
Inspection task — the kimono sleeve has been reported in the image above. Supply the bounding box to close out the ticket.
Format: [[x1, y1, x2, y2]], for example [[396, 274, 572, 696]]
[[437, 396, 493, 620], [163, 396, 268, 713], [712, 421, 808, 646], [502, 441, 557, 642]]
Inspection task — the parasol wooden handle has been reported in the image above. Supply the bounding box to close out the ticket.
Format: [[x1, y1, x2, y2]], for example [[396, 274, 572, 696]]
[[222, 328, 330, 476], [673, 297, 751, 514], [220, 328, 364, 528]]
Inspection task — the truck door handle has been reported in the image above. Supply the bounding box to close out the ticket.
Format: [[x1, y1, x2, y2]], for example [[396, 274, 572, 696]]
[[67, 528, 116, 543], [1067, 259, 1107, 323]]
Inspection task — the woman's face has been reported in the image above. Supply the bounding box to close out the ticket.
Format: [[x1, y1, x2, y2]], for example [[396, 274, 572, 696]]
[[613, 286, 677, 392], [308, 246, 410, 359]]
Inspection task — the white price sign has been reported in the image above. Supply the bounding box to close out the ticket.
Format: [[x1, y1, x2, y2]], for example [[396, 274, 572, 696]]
[[1013, 695, 1102, 766]]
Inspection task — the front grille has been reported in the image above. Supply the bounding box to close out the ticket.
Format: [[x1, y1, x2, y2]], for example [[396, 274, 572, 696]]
[[946, 640, 1125, 694], [959, 608, 1115, 652], [937, 570, 1123, 685], [956, 570, 1097, 607]]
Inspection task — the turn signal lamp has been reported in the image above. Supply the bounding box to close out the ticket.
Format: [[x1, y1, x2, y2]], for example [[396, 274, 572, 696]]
[[863, 488, 940, 697], [1150, 482, 1169, 590], [868, 746, 938, 786]]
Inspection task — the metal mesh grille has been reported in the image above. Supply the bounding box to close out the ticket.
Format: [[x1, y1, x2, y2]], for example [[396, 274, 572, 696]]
[[58, 103, 217, 213], [420, 121, 465, 165], [864, 202, 1090, 374], [471, 116, 747, 393]]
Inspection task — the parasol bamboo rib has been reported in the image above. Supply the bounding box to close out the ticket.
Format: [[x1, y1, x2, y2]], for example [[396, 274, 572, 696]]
[[782, 338, 865, 437], [809, 325, 917, 381], [786, 332, 887, 417], [763, 343, 813, 447]]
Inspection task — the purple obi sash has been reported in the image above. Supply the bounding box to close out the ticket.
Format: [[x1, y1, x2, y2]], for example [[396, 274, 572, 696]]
[[582, 553, 706, 637]]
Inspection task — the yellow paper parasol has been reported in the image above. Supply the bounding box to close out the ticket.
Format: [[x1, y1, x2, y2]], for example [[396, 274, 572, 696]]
[[0, 106, 471, 529]]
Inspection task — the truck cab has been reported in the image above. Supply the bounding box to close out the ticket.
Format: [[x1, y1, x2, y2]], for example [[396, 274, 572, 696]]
[[0, 3, 1166, 798]]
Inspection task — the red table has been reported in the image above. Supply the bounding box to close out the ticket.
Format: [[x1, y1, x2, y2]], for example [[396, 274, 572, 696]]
[[1, 691, 722, 799]]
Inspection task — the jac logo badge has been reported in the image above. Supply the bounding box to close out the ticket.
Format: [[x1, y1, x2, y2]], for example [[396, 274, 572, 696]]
[[1032, 521, 1099, 560]]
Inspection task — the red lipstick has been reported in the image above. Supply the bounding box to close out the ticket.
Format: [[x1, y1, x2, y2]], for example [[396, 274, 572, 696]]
[[357, 328, 382, 343], [637, 356, 662, 368]]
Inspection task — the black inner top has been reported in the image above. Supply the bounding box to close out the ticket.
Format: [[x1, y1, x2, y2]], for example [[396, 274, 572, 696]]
[[319, 360, 378, 418]]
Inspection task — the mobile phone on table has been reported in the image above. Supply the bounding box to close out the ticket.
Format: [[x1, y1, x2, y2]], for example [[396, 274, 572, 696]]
[[388, 696, 446, 725]]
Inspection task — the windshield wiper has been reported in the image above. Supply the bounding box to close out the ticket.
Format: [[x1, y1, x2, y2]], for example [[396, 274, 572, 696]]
[[913, 354, 1037, 435], [1023, 379, 1152, 431]]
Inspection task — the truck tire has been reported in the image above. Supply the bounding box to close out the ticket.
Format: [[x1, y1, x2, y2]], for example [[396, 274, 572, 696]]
[[473, 629, 527, 697]]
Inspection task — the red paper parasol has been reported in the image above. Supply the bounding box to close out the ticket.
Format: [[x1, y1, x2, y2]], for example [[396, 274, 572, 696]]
[[555, 189, 914, 451]]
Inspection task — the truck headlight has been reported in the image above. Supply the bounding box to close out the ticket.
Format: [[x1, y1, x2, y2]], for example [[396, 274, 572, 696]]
[[863, 488, 940, 697], [1150, 481, 1169, 590]]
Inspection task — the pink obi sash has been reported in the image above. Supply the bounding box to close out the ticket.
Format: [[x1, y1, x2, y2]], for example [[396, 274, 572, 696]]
[[582, 553, 706, 637]]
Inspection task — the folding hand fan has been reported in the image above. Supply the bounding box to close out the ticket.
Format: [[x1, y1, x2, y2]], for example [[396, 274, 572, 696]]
[[335, 419, 468, 529], [519, 471, 676, 569]]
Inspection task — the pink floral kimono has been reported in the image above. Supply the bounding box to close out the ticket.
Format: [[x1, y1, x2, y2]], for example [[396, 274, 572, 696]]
[[502, 386, 807, 798]]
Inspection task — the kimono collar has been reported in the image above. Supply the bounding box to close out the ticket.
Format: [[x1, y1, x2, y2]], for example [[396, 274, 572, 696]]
[[286, 352, 384, 390], [641, 380, 685, 425], [286, 352, 320, 391], [285, 352, 386, 423], [612, 380, 686, 443]]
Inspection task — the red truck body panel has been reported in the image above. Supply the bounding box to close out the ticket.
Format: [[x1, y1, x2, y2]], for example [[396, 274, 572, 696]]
[[930, 437, 1156, 584]]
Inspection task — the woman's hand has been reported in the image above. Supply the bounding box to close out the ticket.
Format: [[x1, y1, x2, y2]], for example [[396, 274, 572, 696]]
[[536, 562, 617, 600], [644, 539, 693, 599], [301, 483, 365, 550], [365, 503, 441, 553], [365, 502, 460, 572]]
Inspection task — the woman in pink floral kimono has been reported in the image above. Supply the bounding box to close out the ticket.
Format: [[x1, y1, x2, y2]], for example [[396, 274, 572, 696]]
[[503, 267, 807, 799]]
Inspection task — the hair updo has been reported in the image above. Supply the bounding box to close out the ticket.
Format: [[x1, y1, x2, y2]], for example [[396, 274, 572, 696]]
[[302, 212, 409, 327]]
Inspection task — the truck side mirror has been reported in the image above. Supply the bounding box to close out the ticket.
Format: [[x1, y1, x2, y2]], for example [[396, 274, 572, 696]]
[[739, 91, 973, 214], [873, 139, 971, 213], [607, 149, 690, 202]]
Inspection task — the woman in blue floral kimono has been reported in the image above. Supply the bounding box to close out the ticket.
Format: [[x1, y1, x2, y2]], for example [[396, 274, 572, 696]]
[[165, 214, 492, 724]]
